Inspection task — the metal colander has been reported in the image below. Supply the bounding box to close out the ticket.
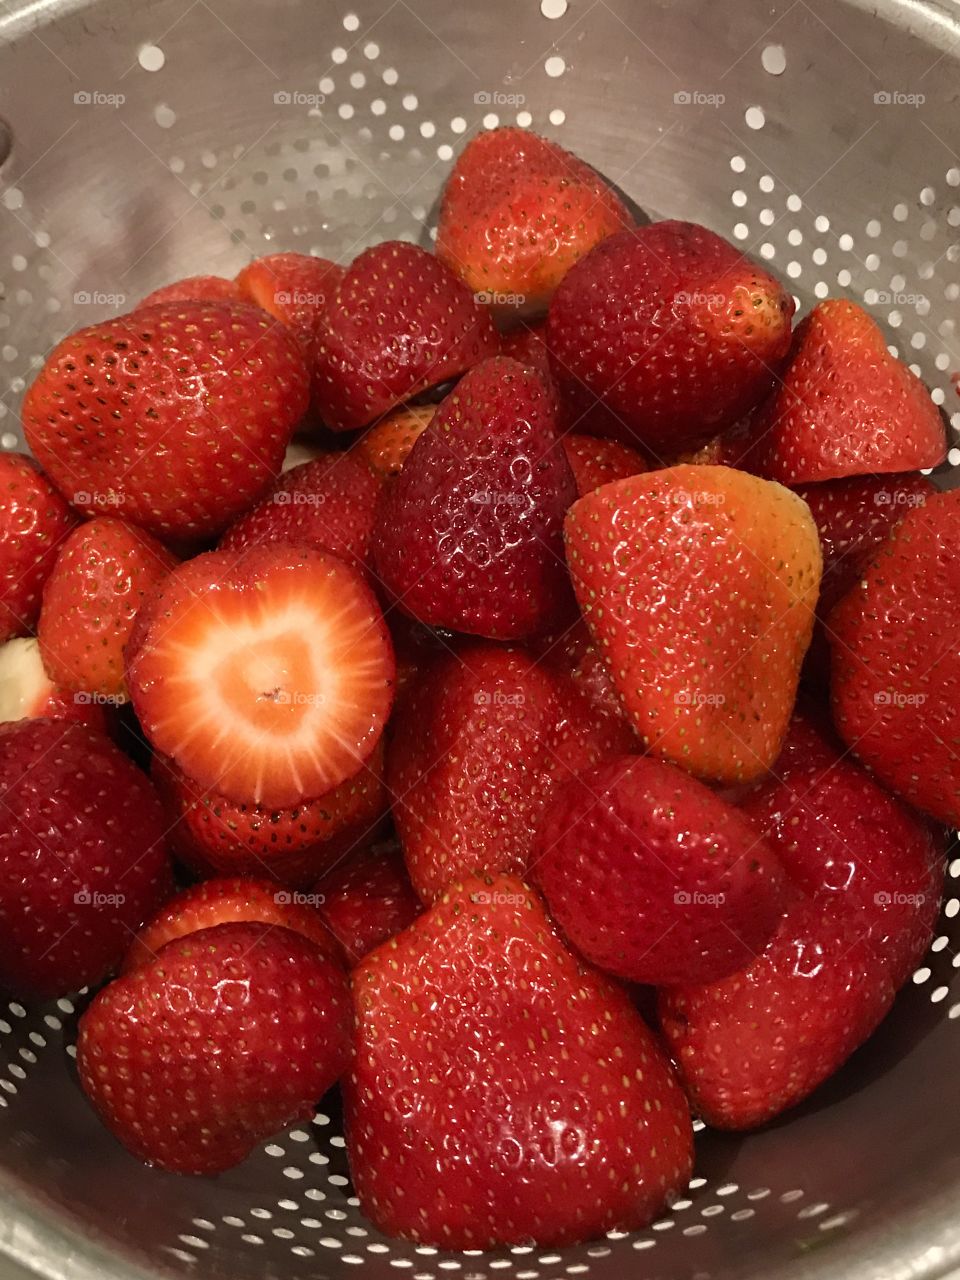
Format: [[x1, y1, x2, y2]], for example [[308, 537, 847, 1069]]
[[0, 0, 959, 1277]]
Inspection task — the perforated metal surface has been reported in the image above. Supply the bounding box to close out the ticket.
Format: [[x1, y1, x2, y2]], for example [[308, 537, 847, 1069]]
[[0, 0, 959, 1278]]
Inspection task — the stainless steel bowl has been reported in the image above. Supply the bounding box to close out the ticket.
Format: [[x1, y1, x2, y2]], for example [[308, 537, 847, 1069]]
[[0, 0, 958, 1277]]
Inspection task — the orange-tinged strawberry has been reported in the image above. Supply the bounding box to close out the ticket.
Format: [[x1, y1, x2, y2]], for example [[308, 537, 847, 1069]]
[[354, 406, 435, 478], [138, 275, 244, 307], [235, 251, 344, 345], [564, 465, 822, 784]]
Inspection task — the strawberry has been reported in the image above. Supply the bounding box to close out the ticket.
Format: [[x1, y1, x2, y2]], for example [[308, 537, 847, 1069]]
[[138, 275, 244, 307], [315, 839, 421, 963], [235, 251, 344, 346], [78, 921, 350, 1173], [344, 873, 693, 1247], [565, 465, 821, 784], [152, 741, 386, 887], [373, 356, 576, 639], [436, 127, 632, 317], [219, 450, 383, 570], [830, 488, 960, 825], [533, 618, 632, 734], [747, 300, 946, 483], [0, 453, 76, 642], [0, 636, 109, 729], [123, 876, 341, 972], [562, 433, 646, 496], [22, 301, 310, 540], [499, 319, 554, 382], [547, 221, 794, 453], [126, 543, 395, 808], [311, 241, 498, 431], [0, 719, 172, 1000], [388, 644, 633, 902], [37, 516, 176, 700], [532, 754, 787, 985], [354, 406, 435, 478], [659, 715, 943, 1128]]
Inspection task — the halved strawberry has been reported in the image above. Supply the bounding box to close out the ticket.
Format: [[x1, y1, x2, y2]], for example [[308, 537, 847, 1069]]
[[311, 241, 499, 432], [235, 252, 344, 346], [126, 543, 395, 807], [354, 406, 435, 478], [436, 127, 632, 317], [138, 275, 245, 307], [0, 636, 109, 728]]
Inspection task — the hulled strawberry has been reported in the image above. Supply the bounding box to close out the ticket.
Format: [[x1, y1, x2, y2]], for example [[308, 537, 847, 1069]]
[[0, 719, 172, 1000], [311, 242, 498, 431], [126, 543, 394, 808], [0, 453, 76, 642], [235, 251, 344, 347], [79, 922, 350, 1173], [436, 127, 632, 316], [373, 356, 576, 639], [830, 488, 960, 825], [345, 874, 693, 1247], [38, 516, 176, 700], [315, 839, 422, 964], [564, 465, 821, 784], [355, 406, 435, 478], [22, 301, 310, 540], [0, 636, 109, 728], [547, 222, 794, 453], [533, 754, 787, 985], [747, 300, 946, 483]]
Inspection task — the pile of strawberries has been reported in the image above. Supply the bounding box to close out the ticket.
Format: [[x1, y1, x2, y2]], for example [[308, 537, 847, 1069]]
[[0, 125, 955, 1251]]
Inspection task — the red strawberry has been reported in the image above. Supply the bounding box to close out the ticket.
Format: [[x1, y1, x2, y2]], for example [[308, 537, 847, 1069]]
[[78, 921, 350, 1173], [316, 840, 421, 963], [659, 715, 943, 1128], [345, 873, 693, 1248], [564, 465, 822, 784], [235, 252, 344, 346], [0, 453, 76, 642], [139, 275, 244, 307], [373, 356, 576, 639], [0, 636, 109, 729], [37, 516, 176, 699], [747, 300, 946, 483], [153, 741, 386, 887], [311, 241, 499, 432], [533, 754, 787, 985], [499, 319, 554, 382], [219, 451, 383, 570], [0, 719, 172, 1000], [830, 488, 960, 825], [22, 301, 309, 540], [533, 618, 631, 734], [562, 433, 646, 496], [126, 543, 394, 808], [436, 127, 632, 317], [354, 406, 435, 478], [123, 876, 341, 972], [388, 644, 634, 902], [547, 221, 794, 453]]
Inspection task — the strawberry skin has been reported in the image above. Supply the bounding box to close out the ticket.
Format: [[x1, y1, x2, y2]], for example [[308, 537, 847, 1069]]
[[830, 488, 960, 825], [38, 516, 176, 699], [0, 454, 76, 642], [564, 465, 822, 784], [373, 356, 577, 639], [345, 874, 693, 1248], [139, 275, 244, 307], [388, 644, 633, 902], [547, 221, 794, 453], [315, 839, 421, 964], [354, 406, 435, 478], [436, 127, 632, 316], [311, 241, 499, 431], [123, 876, 342, 972], [533, 755, 787, 986], [562, 433, 646, 496], [153, 742, 386, 887], [22, 301, 309, 540], [235, 251, 344, 345], [126, 543, 394, 808], [533, 618, 632, 734], [0, 636, 109, 729], [0, 719, 172, 1000], [219, 451, 383, 570], [748, 300, 946, 483], [78, 921, 351, 1174]]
